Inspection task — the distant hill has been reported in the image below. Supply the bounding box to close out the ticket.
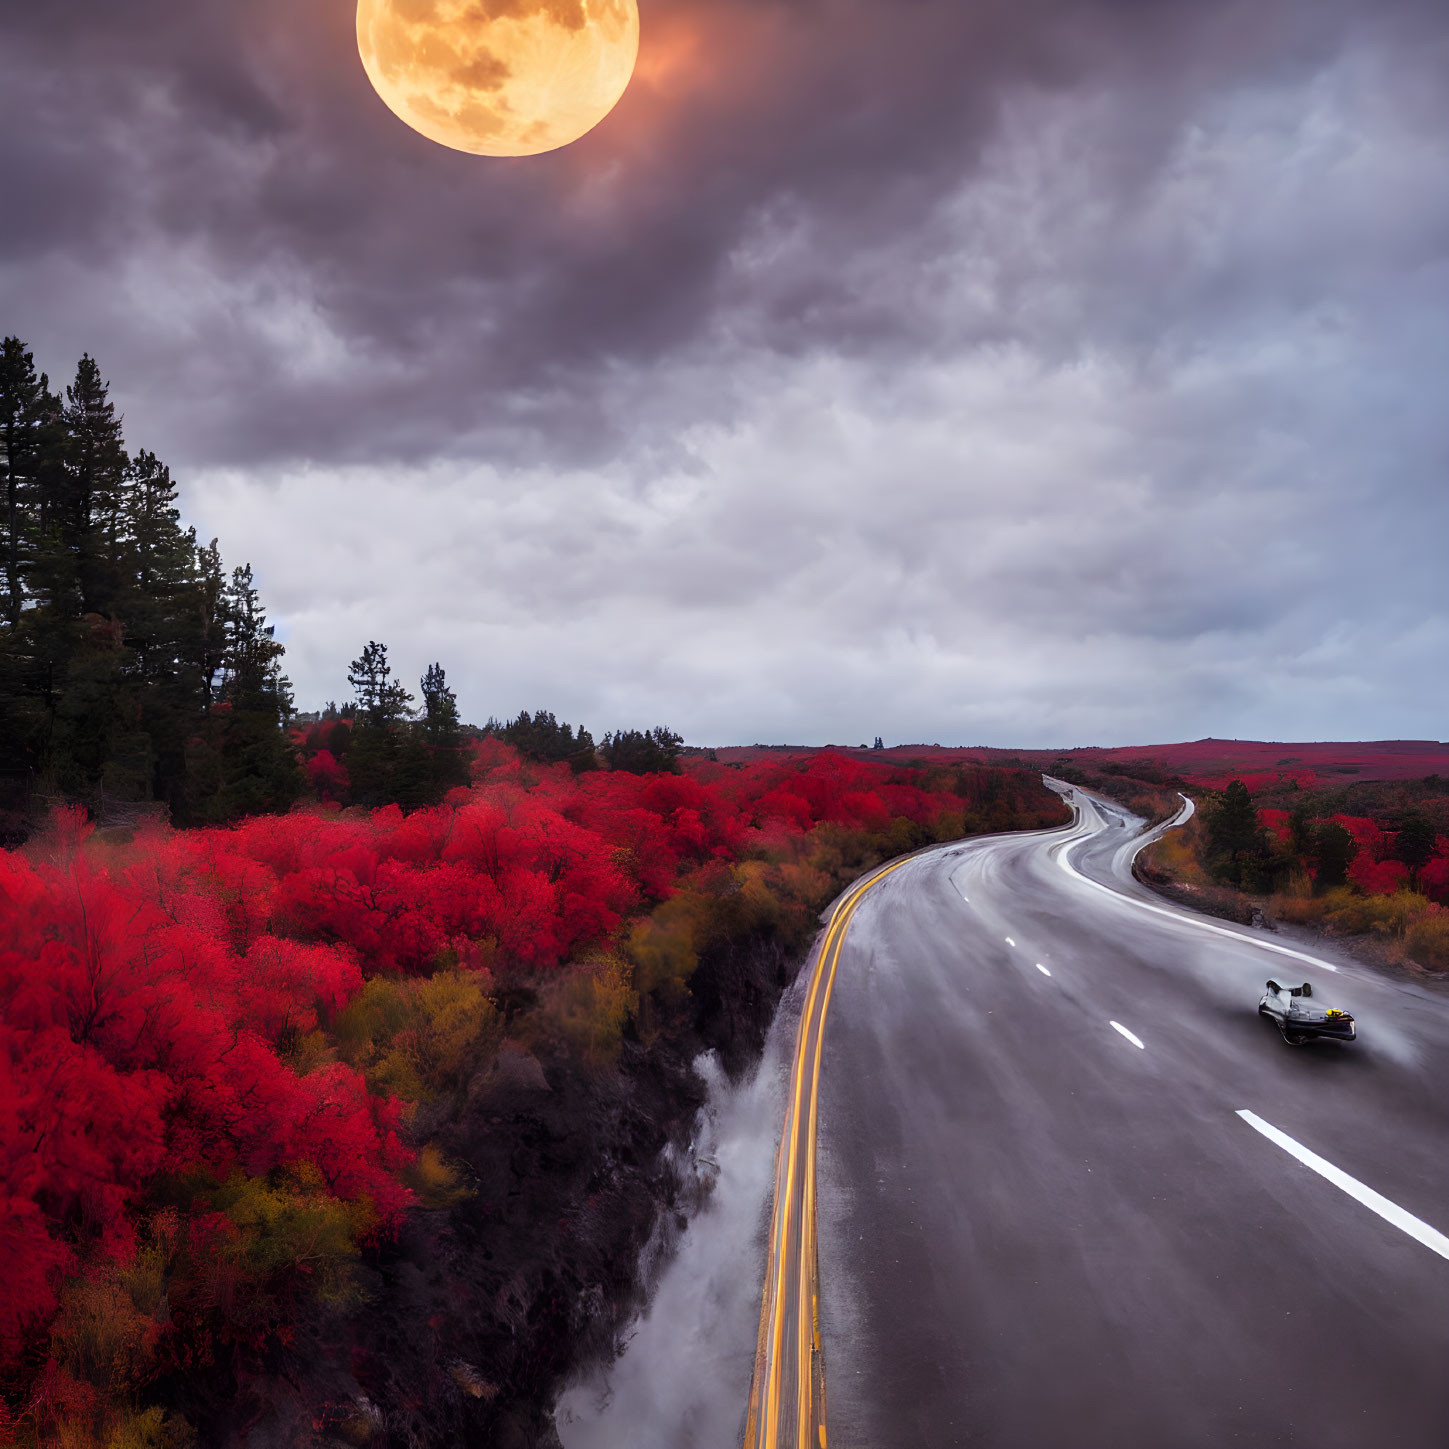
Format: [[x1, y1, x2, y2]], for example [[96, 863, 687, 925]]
[[714, 739, 1449, 788]]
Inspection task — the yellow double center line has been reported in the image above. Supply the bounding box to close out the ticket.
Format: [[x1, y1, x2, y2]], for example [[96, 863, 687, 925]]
[[744, 857, 912, 1449]]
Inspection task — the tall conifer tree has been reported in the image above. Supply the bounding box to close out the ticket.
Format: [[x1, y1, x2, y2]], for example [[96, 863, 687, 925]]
[[421, 661, 470, 794], [348, 640, 414, 726], [192, 564, 302, 822], [0, 339, 302, 828], [59, 354, 128, 617], [122, 452, 211, 810], [195, 537, 228, 710], [345, 641, 417, 807], [0, 336, 55, 627], [0, 339, 57, 780]]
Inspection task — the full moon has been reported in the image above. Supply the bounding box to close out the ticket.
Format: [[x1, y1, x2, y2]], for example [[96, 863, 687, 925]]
[[357, 0, 640, 158]]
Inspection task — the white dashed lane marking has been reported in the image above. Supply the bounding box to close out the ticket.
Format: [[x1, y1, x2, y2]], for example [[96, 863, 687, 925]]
[[1035, 963, 1052, 977], [1110, 1021, 1145, 1050]]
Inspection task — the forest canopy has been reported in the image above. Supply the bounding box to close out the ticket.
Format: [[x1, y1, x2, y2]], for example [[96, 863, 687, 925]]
[[0, 338, 696, 840], [0, 338, 299, 830], [0, 741, 1068, 1445]]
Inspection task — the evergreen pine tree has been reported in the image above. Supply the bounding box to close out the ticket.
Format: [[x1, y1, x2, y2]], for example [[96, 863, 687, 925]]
[[501, 709, 594, 767], [221, 564, 289, 708], [195, 538, 228, 711], [0, 336, 56, 627], [420, 662, 460, 744], [1209, 780, 1259, 856], [1394, 812, 1436, 880], [420, 661, 470, 794], [345, 641, 414, 807], [126, 452, 195, 605], [122, 451, 209, 812], [0, 340, 306, 832], [601, 726, 682, 775], [193, 564, 303, 822], [59, 355, 128, 618], [390, 731, 437, 811], [28, 357, 137, 801], [1311, 821, 1357, 893], [1205, 778, 1272, 888], [0, 339, 60, 781], [347, 640, 413, 727]]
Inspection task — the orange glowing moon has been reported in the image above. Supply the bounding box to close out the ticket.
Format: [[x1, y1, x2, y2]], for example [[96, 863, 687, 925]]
[[357, 0, 640, 158]]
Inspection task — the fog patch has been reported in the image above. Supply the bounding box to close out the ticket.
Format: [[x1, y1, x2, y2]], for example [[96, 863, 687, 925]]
[[554, 984, 802, 1448]]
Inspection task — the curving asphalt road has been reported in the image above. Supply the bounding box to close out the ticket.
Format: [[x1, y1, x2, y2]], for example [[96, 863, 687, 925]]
[[777, 785, 1449, 1448]]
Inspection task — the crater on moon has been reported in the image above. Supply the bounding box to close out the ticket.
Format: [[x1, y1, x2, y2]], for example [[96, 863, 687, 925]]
[[357, 0, 639, 157]]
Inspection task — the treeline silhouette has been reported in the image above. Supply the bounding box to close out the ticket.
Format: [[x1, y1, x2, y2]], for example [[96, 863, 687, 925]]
[[0, 337, 301, 829], [0, 339, 690, 838]]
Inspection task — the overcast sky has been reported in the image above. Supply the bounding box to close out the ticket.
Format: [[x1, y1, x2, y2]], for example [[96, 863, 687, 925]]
[[2, 0, 1446, 746]]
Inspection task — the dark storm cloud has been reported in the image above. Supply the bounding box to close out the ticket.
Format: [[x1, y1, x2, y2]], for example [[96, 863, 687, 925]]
[[0, 0, 1418, 467], [3, 0, 1447, 742]]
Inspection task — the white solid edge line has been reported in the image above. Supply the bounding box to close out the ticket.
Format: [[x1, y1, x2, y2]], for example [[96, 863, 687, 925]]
[[1053, 793, 1339, 974], [1109, 1020, 1145, 1050], [1236, 1110, 1449, 1262], [1036, 963, 1052, 977]]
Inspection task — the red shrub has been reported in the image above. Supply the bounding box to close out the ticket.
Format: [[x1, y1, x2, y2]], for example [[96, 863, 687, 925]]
[[1347, 856, 1410, 895], [0, 843, 407, 1361], [1257, 808, 1293, 843], [1421, 850, 1449, 903], [306, 749, 350, 804], [1, 742, 1054, 1380]]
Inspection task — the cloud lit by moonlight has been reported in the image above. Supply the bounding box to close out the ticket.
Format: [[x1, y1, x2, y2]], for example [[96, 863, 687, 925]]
[[356, 0, 639, 157]]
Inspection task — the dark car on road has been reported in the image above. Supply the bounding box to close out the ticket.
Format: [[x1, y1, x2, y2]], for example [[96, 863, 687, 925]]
[[1258, 979, 1355, 1046]]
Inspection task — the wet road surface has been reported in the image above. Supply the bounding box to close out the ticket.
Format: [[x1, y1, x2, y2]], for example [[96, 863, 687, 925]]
[[807, 787, 1449, 1448]]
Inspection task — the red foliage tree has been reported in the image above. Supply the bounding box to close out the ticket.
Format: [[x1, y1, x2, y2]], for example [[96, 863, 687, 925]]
[[1, 742, 1056, 1393]]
